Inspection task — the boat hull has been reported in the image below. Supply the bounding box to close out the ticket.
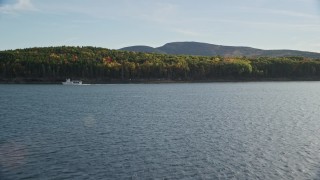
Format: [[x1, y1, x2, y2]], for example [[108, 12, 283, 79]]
[[62, 79, 83, 85]]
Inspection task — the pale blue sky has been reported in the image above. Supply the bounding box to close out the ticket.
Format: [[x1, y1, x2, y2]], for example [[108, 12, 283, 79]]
[[1, 0, 320, 52]]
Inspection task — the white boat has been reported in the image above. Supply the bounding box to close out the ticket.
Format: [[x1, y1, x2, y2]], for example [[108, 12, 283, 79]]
[[62, 78, 83, 85]]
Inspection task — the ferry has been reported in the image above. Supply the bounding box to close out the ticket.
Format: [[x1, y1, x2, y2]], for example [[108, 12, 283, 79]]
[[62, 78, 83, 85]]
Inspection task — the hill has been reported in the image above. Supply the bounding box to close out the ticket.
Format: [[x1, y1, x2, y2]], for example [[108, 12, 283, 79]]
[[1, 46, 320, 83], [120, 45, 166, 54], [120, 42, 320, 58]]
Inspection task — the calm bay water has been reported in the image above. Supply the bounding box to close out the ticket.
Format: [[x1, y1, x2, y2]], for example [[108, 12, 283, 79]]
[[1, 82, 320, 179]]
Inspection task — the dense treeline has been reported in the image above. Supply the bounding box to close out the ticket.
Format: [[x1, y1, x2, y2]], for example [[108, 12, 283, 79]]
[[1, 46, 320, 82]]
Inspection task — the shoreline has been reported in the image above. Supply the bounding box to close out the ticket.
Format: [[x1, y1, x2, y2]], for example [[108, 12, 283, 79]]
[[1, 77, 320, 84]]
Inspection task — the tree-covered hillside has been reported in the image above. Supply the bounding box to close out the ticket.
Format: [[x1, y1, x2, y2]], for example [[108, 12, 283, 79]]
[[1, 46, 320, 83]]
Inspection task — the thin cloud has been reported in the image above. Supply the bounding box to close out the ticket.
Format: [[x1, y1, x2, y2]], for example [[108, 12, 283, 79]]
[[143, 3, 178, 23], [27, 1, 178, 25], [172, 28, 204, 37], [262, 8, 318, 19], [239, 6, 318, 19], [0, 0, 37, 14]]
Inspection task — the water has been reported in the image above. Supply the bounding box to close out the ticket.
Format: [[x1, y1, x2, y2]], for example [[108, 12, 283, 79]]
[[1, 82, 320, 179]]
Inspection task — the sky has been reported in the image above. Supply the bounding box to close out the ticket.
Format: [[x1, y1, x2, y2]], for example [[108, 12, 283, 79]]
[[0, 0, 320, 52]]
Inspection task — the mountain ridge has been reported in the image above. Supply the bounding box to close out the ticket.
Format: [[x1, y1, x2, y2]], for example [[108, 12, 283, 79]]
[[120, 41, 320, 58]]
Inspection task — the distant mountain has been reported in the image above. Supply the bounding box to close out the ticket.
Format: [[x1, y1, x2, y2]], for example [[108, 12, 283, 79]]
[[120, 45, 166, 54], [120, 42, 320, 58]]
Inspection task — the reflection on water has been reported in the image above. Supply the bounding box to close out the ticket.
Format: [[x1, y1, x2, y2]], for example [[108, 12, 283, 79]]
[[1, 82, 320, 179], [0, 142, 27, 169], [83, 114, 96, 128]]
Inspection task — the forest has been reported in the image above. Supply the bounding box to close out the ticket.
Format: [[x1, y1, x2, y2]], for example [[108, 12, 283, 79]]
[[1, 46, 320, 83]]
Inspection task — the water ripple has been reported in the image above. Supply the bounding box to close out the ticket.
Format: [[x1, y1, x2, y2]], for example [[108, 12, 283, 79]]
[[1, 83, 320, 179]]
